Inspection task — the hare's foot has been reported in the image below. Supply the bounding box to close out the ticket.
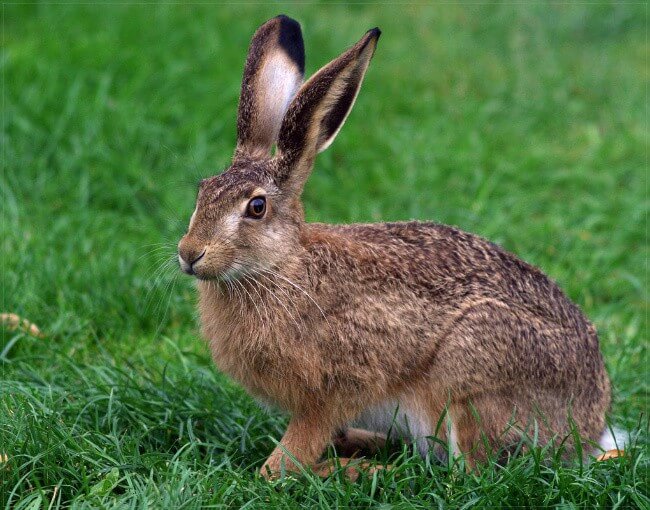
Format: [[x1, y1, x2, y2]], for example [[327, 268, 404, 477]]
[[332, 427, 388, 457], [314, 457, 390, 482]]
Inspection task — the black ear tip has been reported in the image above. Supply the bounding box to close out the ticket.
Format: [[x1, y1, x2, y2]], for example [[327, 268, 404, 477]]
[[358, 27, 380, 53], [279, 15, 302, 33], [275, 15, 305, 75], [274, 14, 301, 30]]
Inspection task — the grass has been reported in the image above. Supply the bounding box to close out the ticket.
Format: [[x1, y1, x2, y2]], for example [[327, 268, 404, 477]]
[[2, 3, 648, 508]]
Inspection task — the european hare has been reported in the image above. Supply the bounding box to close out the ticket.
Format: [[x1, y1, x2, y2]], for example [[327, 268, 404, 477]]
[[178, 15, 619, 478]]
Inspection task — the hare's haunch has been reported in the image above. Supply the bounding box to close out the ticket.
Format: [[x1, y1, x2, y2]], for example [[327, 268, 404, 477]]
[[177, 15, 619, 479]]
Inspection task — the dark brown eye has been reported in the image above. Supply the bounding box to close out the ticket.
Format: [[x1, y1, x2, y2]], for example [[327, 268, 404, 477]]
[[246, 196, 266, 219]]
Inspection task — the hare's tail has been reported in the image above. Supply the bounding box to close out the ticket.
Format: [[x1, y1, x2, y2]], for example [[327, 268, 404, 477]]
[[598, 425, 626, 451], [592, 425, 626, 460]]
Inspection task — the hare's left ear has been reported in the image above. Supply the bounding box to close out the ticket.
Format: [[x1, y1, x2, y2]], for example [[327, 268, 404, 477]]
[[236, 15, 305, 158]]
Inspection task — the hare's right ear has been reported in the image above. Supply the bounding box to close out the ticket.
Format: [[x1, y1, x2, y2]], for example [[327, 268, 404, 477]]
[[235, 15, 305, 159], [274, 28, 380, 194]]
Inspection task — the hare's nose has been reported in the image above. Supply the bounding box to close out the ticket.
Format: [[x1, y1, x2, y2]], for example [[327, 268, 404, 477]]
[[178, 239, 206, 275]]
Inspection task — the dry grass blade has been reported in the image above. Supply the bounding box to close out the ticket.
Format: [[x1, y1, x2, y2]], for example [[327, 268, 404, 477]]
[[595, 449, 625, 461], [1, 313, 45, 338]]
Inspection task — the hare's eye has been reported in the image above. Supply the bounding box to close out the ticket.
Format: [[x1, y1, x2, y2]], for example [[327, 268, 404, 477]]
[[246, 197, 266, 219]]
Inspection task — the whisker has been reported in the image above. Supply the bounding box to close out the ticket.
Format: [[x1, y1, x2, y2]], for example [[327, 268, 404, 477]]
[[235, 275, 266, 328], [259, 267, 329, 322], [244, 269, 302, 331], [224, 272, 245, 317], [241, 273, 271, 327], [151, 269, 180, 339], [142, 255, 178, 316]]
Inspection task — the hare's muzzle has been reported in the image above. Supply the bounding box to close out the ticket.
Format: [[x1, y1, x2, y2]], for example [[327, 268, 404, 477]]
[[178, 237, 206, 276]]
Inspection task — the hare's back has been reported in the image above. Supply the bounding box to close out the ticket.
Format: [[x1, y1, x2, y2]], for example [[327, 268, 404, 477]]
[[307, 221, 592, 332]]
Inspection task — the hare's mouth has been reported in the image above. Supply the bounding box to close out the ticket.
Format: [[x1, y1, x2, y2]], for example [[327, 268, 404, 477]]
[[178, 249, 206, 276]]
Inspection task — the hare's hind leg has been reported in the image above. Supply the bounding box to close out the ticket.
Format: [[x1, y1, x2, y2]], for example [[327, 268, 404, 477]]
[[437, 301, 607, 465], [448, 395, 525, 468], [448, 389, 573, 467]]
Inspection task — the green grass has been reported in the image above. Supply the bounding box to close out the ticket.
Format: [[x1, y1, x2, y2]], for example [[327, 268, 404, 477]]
[[2, 3, 648, 508]]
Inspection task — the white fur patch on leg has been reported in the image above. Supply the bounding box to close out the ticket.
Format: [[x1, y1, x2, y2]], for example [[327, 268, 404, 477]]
[[447, 415, 461, 458], [353, 400, 432, 457]]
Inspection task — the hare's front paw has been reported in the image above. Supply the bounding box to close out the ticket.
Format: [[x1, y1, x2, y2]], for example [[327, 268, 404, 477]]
[[314, 458, 390, 482], [260, 455, 389, 481], [259, 457, 283, 480]]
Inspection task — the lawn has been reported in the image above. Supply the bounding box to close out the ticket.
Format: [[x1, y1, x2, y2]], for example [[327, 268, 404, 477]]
[[2, 3, 648, 508]]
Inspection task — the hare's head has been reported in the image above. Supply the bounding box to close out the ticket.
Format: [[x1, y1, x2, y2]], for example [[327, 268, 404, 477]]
[[178, 15, 380, 280]]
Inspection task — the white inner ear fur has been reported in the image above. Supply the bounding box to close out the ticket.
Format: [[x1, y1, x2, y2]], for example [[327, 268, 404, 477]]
[[188, 206, 198, 230], [316, 43, 376, 153], [316, 66, 360, 153], [257, 52, 302, 144]]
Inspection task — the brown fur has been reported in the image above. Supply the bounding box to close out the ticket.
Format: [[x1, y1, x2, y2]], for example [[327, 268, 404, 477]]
[[177, 17, 611, 479]]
